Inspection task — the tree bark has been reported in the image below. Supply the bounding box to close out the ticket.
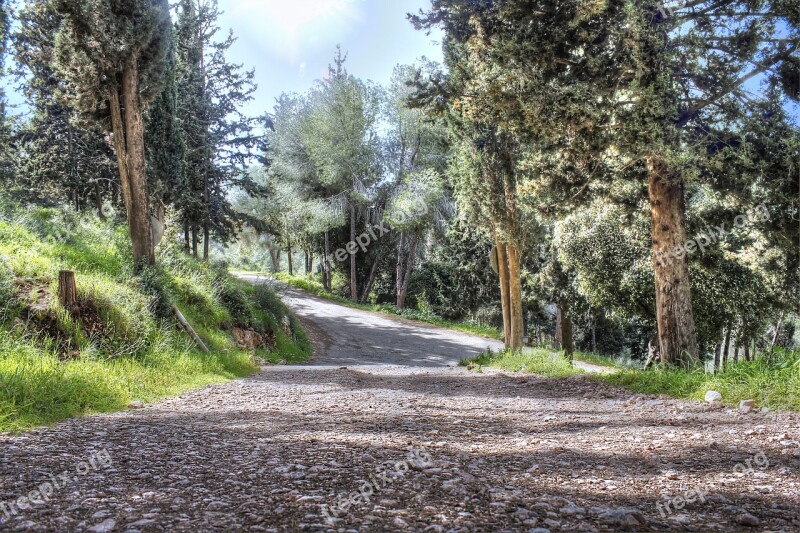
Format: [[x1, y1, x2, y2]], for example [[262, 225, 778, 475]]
[[323, 231, 332, 290], [555, 305, 563, 350], [496, 240, 512, 347], [350, 202, 358, 300], [120, 60, 154, 269], [287, 244, 293, 276], [770, 312, 785, 353], [396, 232, 406, 308], [184, 223, 190, 253], [396, 232, 418, 309], [507, 244, 524, 349], [58, 270, 78, 312], [714, 340, 722, 373], [203, 223, 210, 261], [360, 257, 380, 304], [94, 182, 105, 220], [722, 325, 732, 368], [648, 157, 698, 367], [558, 299, 574, 363], [192, 226, 198, 258]]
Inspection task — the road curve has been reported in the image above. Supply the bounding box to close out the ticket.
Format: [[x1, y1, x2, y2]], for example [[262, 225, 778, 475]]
[[237, 273, 502, 367]]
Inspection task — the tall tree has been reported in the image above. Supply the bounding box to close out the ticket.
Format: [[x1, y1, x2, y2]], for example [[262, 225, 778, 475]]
[[174, 0, 262, 260], [413, 0, 799, 365], [53, 0, 173, 268], [303, 48, 383, 300], [14, 0, 117, 212]]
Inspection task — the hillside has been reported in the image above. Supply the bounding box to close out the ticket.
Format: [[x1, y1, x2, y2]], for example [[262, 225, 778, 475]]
[[0, 202, 310, 433]]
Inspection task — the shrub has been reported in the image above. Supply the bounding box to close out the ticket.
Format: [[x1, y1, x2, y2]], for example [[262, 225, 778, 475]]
[[218, 279, 257, 329]]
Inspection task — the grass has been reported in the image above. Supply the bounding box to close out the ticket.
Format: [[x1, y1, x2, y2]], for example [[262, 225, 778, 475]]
[[461, 347, 579, 378], [461, 347, 800, 411], [254, 271, 503, 340], [0, 204, 311, 433]]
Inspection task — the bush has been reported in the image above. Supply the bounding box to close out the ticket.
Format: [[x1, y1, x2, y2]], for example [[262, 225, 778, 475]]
[[0, 257, 15, 321], [218, 279, 257, 330]]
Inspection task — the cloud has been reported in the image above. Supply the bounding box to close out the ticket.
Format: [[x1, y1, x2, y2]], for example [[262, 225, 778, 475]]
[[225, 0, 364, 63]]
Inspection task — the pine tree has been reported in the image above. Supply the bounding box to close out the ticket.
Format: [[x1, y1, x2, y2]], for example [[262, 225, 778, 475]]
[[13, 0, 117, 212], [53, 0, 173, 268], [174, 0, 263, 260]]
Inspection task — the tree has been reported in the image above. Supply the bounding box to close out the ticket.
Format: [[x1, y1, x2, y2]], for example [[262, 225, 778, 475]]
[[173, 0, 263, 260], [302, 48, 383, 300], [14, 0, 117, 213], [385, 64, 449, 308], [412, 0, 799, 366], [53, 0, 173, 268]]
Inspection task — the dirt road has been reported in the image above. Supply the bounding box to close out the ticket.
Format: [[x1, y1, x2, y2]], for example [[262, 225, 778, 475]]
[[0, 277, 798, 532]]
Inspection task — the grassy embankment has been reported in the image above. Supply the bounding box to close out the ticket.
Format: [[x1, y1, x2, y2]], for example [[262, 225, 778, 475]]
[[0, 205, 310, 433], [462, 347, 800, 411]]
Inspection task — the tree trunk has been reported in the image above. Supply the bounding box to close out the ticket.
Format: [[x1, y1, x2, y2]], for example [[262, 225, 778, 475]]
[[184, 223, 190, 253], [203, 224, 210, 261], [722, 326, 732, 369], [350, 202, 357, 300], [713, 340, 722, 373], [360, 257, 380, 304], [558, 299, 574, 363], [119, 61, 154, 269], [591, 312, 597, 353], [770, 312, 785, 353], [287, 245, 293, 276], [397, 232, 418, 309], [109, 87, 132, 224], [192, 226, 198, 258], [648, 157, 698, 367], [323, 231, 332, 290], [555, 305, 562, 350], [744, 336, 751, 361], [396, 232, 406, 308], [496, 240, 512, 347], [507, 244, 524, 349], [270, 247, 280, 273], [58, 270, 78, 312], [94, 182, 106, 220], [733, 342, 740, 363]]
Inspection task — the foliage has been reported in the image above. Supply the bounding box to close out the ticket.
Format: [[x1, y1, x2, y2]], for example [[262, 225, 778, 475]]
[[0, 203, 310, 432]]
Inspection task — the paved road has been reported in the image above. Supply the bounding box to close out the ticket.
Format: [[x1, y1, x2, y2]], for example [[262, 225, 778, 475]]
[[237, 273, 502, 367]]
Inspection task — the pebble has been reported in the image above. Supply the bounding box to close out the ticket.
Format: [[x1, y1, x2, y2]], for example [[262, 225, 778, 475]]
[[737, 513, 761, 527]]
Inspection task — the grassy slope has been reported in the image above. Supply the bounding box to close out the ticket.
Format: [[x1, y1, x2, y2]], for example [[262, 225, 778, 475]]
[[461, 347, 800, 411], [0, 207, 310, 433]]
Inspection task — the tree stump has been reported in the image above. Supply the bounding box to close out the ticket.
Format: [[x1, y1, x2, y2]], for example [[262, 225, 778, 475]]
[[58, 270, 78, 312]]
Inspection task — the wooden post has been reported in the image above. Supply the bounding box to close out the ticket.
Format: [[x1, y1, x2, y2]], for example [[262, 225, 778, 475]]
[[58, 270, 78, 311], [172, 305, 210, 353]]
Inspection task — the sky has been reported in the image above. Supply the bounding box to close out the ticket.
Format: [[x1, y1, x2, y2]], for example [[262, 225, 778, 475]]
[[217, 0, 443, 118]]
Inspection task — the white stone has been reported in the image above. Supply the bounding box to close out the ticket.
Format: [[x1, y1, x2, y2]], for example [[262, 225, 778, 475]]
[[704, 391, 722, 403]]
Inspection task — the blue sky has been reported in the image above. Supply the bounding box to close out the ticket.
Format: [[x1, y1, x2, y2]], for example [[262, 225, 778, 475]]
[[217, 0, 443, 117]]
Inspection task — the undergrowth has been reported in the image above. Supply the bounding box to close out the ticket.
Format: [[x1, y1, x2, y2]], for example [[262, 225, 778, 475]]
[[461, 347, 800, 411], [0, 202, 310, 433]]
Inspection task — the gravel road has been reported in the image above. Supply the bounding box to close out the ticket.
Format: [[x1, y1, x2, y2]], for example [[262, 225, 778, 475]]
[[1, 277, 798, 532]]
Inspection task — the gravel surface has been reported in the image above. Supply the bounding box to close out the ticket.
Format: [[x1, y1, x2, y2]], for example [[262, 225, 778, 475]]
[[1, 278, 798, 532]]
